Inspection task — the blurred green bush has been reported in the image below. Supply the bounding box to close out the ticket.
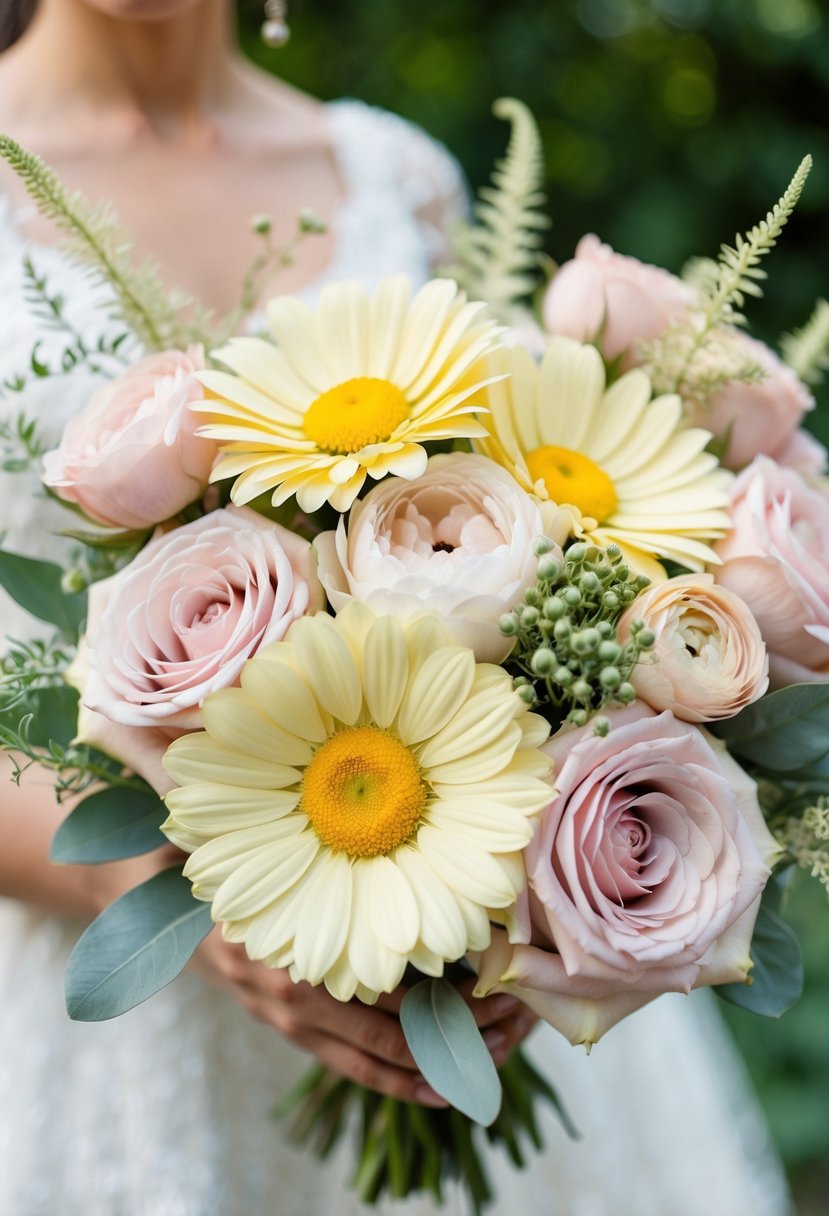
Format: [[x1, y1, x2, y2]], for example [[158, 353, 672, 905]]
[[241, 1, 829, 1204]]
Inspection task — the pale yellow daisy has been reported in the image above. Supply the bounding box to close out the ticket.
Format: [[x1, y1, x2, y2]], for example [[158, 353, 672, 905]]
[[476, 338, 733, 580], [161, 604, 553, 1003], [194, 276, 502, 514]]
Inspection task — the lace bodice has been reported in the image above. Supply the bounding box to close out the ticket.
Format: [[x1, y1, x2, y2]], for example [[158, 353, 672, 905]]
[[0, 100, 791, 1216]]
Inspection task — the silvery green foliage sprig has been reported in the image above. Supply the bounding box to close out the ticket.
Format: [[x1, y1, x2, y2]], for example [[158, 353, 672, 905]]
[[445, 97, 549, 321], [781, 297, 829, 386], [500, 539, 654, 732]]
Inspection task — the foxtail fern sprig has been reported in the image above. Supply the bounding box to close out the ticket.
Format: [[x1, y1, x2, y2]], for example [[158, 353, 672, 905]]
[[0, 134, 193, 351], [642, 155, 812, 401], [781, 298, 829, 386], [445, 98, 549, 316]]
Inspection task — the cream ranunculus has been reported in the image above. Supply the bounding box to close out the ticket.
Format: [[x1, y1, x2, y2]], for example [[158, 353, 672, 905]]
[[473, 704, 780, 1046], [618, 573, 768, 722], [42, 347, 216, 530], [82, 506, 324, 729], [314, 452, 552, 663]]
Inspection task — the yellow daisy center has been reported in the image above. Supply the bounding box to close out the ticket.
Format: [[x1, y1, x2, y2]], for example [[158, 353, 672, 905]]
[[526, 445, 618, 522], [300, 725, 427, 858], [303, 377, 410, 455]]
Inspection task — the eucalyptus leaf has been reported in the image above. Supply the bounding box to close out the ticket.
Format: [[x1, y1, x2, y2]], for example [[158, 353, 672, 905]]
[[712, 682, 829, 771], [65, 866, 213, 1021], [715, 902, 803, 1018], [51, 785, 167, 864], [0, 549, 85, 638], [400, 978, 502, 1126]]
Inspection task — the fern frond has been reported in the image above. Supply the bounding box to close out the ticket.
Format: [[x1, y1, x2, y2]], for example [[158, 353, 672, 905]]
[[446, 98, 549, 315], [642, 156, 812, 402], [781, 298, 829, 386], [0, 134, 195, 351]]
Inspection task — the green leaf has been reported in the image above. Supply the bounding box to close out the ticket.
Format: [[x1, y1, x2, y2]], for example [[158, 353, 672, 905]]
[[0, 683, 79, 750], [0, 549, 85, 638], [65, 866, 213, 1021], [400, 978, 502, 1126], [715, 902, 804, 1018], [712, 682, 829, 771], [50, 784, 167, 864]]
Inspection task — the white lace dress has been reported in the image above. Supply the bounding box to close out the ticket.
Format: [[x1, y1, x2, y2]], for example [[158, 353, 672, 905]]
[[0, 100, 792, 1216]]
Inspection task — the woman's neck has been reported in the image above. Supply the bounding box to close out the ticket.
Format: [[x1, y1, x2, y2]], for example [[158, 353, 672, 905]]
[[1, 0, 241, 138]]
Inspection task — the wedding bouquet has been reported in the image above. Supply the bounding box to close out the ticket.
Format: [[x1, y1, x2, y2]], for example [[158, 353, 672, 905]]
[[2, 100, 828, 1211]]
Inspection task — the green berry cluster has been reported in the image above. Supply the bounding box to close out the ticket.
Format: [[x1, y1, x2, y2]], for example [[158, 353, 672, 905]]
[[500, 539, 655, 732]]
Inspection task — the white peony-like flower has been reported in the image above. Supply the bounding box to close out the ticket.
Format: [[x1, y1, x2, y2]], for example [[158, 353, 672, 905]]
[[314, 452, 554, 663]]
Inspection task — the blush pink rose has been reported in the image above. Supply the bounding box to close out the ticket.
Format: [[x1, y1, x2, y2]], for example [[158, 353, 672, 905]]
[[618, 573, 768, 722], [688, 332, 818, 472], [473, 704, 779, 1045], [541, 234, 692, 366], [314, 453, 551, 663], [42, 347, 218, 530], [714, 456, 829, 686], [82, 506, 324, 729]]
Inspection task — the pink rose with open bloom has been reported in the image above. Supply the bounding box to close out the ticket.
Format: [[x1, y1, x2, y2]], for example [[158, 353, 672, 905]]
[[314, 453, 552, 663], [618, 573, 768, 722], [541, 235, 692, 366], [42, 347, 217, 530], [714, 456, 829, 686], [473, 705, 779, 1046], [687, 331, 819, 472], [82, 506, 324, 729]]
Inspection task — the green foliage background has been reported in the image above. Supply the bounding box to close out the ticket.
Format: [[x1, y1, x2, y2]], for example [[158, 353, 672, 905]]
[[240, 0, 829, 1208]]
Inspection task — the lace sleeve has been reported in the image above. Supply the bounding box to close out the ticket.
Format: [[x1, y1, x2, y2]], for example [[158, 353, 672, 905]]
[[384, 114, 471, 266]]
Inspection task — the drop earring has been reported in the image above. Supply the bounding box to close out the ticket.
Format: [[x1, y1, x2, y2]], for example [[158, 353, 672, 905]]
[[261, 0, 290, 47]]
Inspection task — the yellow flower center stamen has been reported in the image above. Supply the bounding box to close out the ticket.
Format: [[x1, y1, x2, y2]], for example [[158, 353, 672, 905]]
[[301, 725, 427, 858], [304, 377, 410, 455], [526, 445, 618, 522]]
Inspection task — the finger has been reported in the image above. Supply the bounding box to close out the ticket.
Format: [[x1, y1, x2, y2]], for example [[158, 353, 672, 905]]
[[301, 1030, 449, 1108], [244, 970, 422, 1072], [484, 1008, 540, 1067]]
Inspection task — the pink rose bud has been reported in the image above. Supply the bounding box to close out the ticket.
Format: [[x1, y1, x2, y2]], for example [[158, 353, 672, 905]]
[[81, 506, 325, 729], [541, 234, 692, 366], [618, 573, 768, 722], [473, 704, 779, 1046], [714, 456, 829, 686], [42, 347, 217, 530]]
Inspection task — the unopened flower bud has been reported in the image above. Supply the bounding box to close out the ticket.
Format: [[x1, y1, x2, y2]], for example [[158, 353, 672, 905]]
[[534, 536, 554, 556], [572, 628, 599, 655], [562, 587, 581, 607], [554, 666, 574, 687], [598, 640, 621, 663], [299, 208, 328, 234], [572, 678, 592, 701], [525, 587, 542, 607], [602, 590, 620, 611], [543, 596, 566, 621], [517, 683, 537, 706], [593, 715, 611, 737], [579, 571, 601, 594], [531, 648, 557, 676], [499, 614, 518, 636], [565, 542, 589, 565], [569, 708, 588, 726], [617, 681, 637, 704], [250, 213, 273, 235], [553, 619, 571, 641], [522, 606, 540, 627], [600, 666, 622, 690], [61, 568, 87, 595], [537, 554, 562, 582]]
